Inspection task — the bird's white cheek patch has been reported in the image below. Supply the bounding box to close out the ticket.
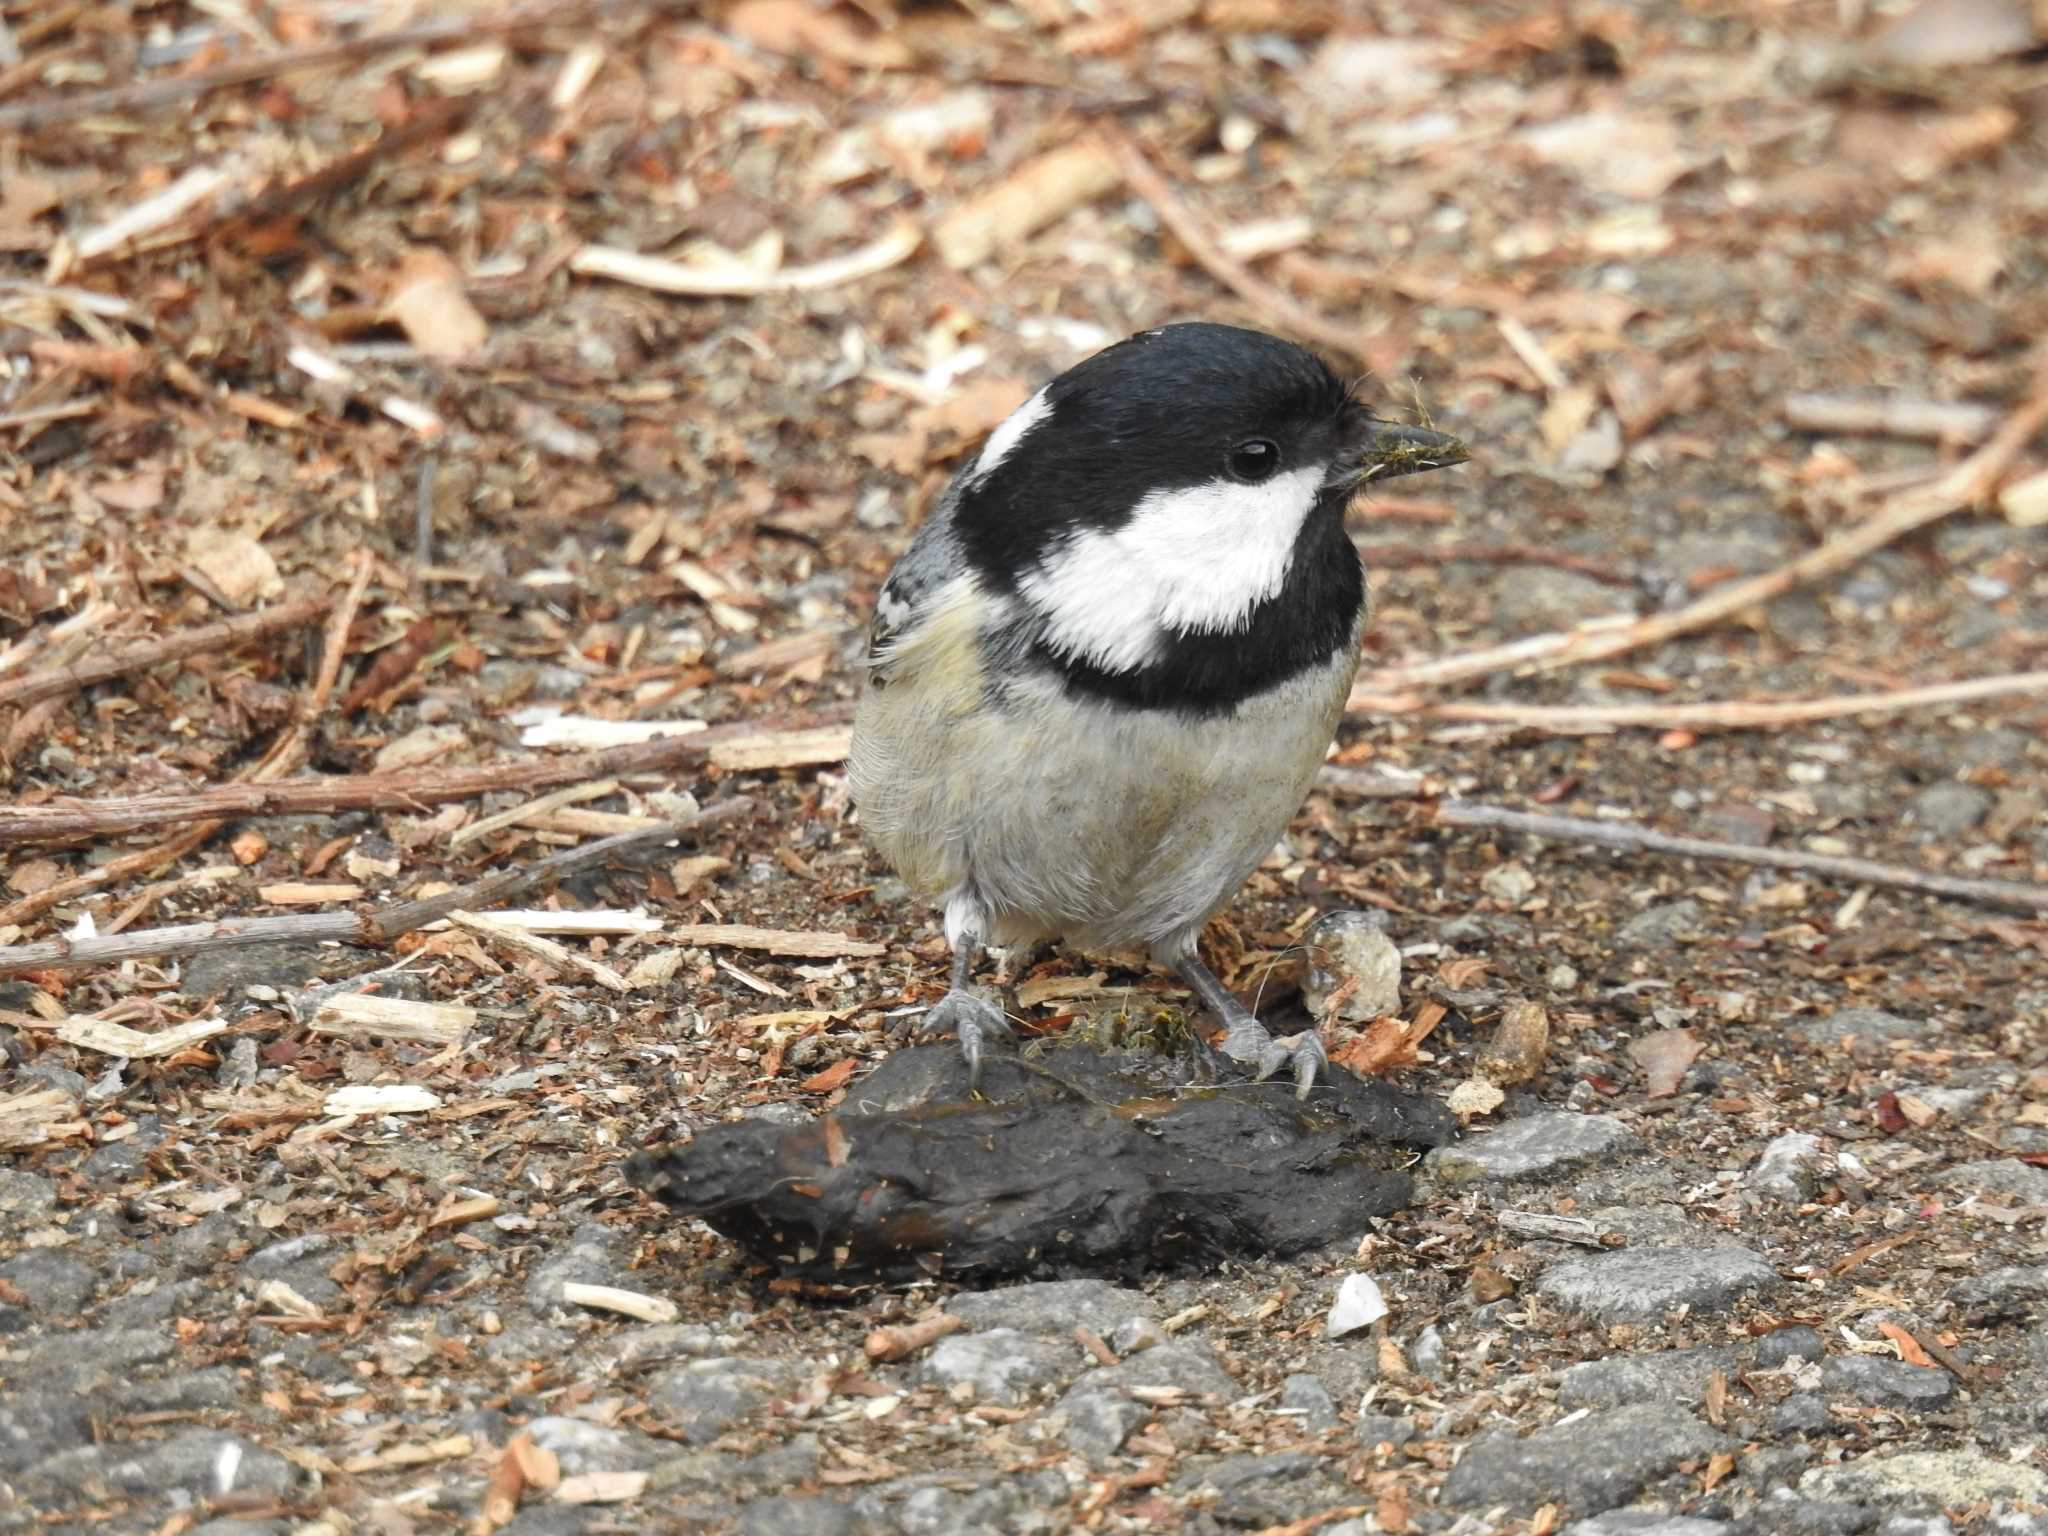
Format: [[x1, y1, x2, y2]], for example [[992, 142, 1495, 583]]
[[970, 387, 1052, 485], [1020, 464, 1325, 671]]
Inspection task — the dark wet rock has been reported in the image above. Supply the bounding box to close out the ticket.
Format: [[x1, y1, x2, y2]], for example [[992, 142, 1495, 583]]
[[1820, 1355, 1954, 1408], [627, 1043, 1453, 1283], [1443, 1403, 1735, 1515], [1535, 1246, 1778, 1324], [917, 1327, 1078, 1404], [1425, 1111, 1639, 1183], [945, 1279, 1155, 1339]]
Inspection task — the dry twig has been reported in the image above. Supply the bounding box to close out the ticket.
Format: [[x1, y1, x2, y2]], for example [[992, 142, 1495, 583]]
[[1106, 128, 1383, 372], [1356, 363, 2048, 698], [1437, 804, 2048, 916], [0, 598, 329, 713], [0, 801, 753, 977], [1352, 670, 2048, 732], [0, 1, 629, 132], [0, 714, 840, 847]]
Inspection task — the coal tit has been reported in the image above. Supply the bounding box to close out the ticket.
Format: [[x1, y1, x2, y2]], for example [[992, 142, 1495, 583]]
[[850, 323, 1467, 1095]]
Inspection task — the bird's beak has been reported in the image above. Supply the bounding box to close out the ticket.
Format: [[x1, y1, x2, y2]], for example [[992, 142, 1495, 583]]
[[1331, 420, 1470, 490]]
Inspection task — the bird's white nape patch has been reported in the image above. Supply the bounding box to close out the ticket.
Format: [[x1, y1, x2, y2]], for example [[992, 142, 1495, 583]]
[[1018, 463, 1326, 673], [969, 387, 1052, 485]]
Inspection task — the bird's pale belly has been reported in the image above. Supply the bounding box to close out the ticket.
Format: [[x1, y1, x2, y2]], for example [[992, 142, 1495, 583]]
[[853, 635, 1359, 956]]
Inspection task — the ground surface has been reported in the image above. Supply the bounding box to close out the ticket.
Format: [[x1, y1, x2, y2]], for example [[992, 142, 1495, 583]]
[[2, 1, 2047, 1533]]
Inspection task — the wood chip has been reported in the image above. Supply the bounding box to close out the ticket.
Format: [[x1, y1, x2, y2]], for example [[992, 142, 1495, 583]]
[[934, 141, 1122, 268], [571, 220, 921, 296], [449, 910, 631, 992], [384, 248, 488, 360], [707, 725, 852, 772], [432, 908, 664, 936], [449, 779, 622, 849], [324, 1084, 443, 1116], [516, 715, 708, 750], [259, 882, 364, 905], [555, 1471, 650, 1505], [310, 992, 474, 1044], [0, 1086, 84, 1148], [55, 1015, 225, 1058], [865, 1311, 964, 1362], [560, 1282, 679, 1323], [669, 923, 883, 959]]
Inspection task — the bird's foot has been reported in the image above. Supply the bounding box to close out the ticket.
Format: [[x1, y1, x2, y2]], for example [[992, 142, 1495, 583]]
[[1218, 1015, 1328, 1100], [918, 987, 1014, 1092]]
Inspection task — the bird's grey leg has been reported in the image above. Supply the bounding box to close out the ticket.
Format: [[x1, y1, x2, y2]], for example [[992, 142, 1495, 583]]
[[1168, 944, 1327, 1100], [918, 893, 1014, 1091]]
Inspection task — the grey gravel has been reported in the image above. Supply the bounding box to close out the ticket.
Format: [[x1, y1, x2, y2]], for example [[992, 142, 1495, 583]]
[[524, 1416, 658, 1475], [1277, 1372, 1337, 1427], [1906, 782, 1993, 839], [1560, 1344, 1736, 1409], [1617, 900, 1704, 947], [917, 1327, 1079, 1404], [1749, 1132, 1826, 1203], [1792, 1007, 1926, 1045], [1565, 1515, 1733, 1535], [1534, 1246, 1779, 1324], [1801, 1449, 2048, 1508], [1425, 1110, 1641, 1183], [1443, 1402, 1736, 1515], [1820, 1355, 1955, 1408], [646, 1357, 799, 1444], [943, 1279, 1155, 1340], [1944, 1159, 2048, 1204]]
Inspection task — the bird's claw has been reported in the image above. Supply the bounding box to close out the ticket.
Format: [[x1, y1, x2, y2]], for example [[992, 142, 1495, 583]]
[[919, 987, 1014, 1092], [1220, 1019, 1328, 1100]]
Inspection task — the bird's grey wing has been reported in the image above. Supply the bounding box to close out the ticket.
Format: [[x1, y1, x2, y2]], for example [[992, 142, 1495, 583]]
[[865, 488, 969, 685]]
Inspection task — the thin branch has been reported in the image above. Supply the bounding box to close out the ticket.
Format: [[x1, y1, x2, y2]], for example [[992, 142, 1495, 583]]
[[1105, 127, 1384, 372], [1351, 670, 2048, 731], [0, 714, 842, 846], [0, 596, 330, 713], [1355, 543, 1635, 587], [0, 1, 634, 133], [0, 800, 753, 977], [1436, 804, 2048, 916], [1355, 361, 2048, 698]]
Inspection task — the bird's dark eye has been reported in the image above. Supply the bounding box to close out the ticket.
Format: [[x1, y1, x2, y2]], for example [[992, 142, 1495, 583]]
[[1226, 438, 1280, 483]]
